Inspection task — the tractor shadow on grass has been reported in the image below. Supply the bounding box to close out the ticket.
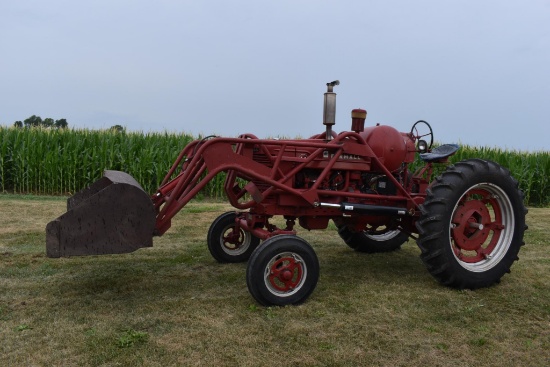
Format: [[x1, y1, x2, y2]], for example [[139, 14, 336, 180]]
[[48, 239, 443, 313]]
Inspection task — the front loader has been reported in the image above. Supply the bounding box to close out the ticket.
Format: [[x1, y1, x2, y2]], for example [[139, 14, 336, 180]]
[[46, 81, 527, 306]]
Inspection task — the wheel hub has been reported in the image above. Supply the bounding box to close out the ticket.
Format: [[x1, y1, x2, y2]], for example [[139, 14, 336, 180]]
[[280, 269, 293, 281], [267, 255, 304, 292], [222, 228, 244, 250], [450, 187, 508, 266], [452, 200, 491, 251]]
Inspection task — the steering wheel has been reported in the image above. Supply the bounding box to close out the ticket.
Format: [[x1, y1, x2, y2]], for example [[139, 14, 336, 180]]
[[410, 120, 433, 150]]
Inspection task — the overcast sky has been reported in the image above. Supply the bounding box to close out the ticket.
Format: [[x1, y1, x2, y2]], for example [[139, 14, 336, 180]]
[[1, 0, 549, 151]]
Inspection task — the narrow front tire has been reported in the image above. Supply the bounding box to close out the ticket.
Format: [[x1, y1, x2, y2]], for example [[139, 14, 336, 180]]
[[207, 211, 260, 263]]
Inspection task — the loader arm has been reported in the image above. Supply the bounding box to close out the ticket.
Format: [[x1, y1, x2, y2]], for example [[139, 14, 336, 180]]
[[152, 135, 343, 235], [150, 131, 418, 236]]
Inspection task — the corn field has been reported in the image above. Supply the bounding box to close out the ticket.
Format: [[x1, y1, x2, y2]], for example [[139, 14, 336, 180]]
[[0, 127, 197, 196], [1, 126, 549, 206]]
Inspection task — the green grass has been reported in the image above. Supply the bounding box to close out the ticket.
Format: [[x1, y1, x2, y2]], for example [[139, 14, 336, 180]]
[[0, 195, 549, 366]]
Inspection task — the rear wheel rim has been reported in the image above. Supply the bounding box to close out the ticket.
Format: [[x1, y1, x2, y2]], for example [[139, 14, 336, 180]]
[[449, 183, 514, 272]]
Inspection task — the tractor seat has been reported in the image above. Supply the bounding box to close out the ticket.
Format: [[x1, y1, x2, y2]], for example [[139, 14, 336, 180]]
[[420, 144, 460, 163]]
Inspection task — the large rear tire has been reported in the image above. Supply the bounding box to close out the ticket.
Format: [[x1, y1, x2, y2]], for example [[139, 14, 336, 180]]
[[246, 235, 319, 306], [207, 212, 260, 263], [416, 159, 527, 289]]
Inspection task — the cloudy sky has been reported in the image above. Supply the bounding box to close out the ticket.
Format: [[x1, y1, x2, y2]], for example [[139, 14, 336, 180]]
[[1, 0, 549, 151]]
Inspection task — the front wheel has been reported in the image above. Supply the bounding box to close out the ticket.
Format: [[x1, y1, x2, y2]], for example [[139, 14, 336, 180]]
[[416, 159, 527, 289], [207, 212, 260, 263], [246, 235, 319, 306]]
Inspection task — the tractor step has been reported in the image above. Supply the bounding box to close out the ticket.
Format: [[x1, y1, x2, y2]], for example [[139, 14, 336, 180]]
[[45, 170, 156, 258]]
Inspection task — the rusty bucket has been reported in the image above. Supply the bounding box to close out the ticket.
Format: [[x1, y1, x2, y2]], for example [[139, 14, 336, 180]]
[[46, 170, 156, 258]]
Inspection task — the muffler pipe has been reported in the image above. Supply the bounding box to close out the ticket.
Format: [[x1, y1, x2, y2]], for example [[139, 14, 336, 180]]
[[323, 80, 339, 140]]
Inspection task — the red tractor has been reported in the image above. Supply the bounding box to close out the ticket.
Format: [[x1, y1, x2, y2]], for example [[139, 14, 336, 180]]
[[46, 81, 527, 306]]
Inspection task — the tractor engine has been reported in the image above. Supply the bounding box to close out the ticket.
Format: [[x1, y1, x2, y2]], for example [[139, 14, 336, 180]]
[[292, 122, 416, 197]]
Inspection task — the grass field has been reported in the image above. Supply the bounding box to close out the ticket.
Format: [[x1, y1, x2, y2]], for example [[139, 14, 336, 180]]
[[0, 195, 549, 366]]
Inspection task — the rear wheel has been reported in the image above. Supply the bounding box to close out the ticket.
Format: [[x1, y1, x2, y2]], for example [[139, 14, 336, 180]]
[[416, 159, 527, 289], [207, 212, 260, 263], [246, 235, 319, 306], [335, 221, 408, 253]]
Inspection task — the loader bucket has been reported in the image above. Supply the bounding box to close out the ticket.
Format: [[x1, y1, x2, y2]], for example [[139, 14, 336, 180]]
[[46, 170, 156, 258]]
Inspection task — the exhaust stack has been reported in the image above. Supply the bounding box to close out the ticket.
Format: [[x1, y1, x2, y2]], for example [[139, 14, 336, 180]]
[[323, 80, 339, 140]]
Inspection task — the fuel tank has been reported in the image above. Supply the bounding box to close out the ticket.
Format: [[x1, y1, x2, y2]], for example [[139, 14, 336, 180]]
[[360, 125, 415, 172]]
